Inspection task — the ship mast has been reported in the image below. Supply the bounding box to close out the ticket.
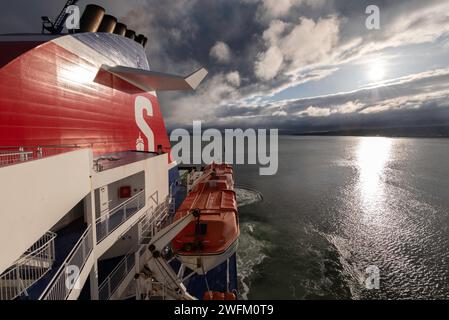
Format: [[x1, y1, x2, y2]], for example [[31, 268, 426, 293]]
[[41, 0, 80, 34]]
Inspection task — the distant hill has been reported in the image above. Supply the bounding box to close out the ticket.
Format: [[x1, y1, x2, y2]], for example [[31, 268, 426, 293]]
[[291, 125, 449, 138]]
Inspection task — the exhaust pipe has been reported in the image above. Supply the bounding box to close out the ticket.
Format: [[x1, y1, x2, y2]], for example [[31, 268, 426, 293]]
[[97, 14, 117, 33], [125, 30, 136, 40], [135, 34, 145, 46], [78, 3, 146, 45], [114, 23, 127, 36], [79, 4, 105, 33]]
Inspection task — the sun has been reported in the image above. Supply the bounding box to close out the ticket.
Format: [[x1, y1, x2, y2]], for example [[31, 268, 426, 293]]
[[367, 62, 386, 82]]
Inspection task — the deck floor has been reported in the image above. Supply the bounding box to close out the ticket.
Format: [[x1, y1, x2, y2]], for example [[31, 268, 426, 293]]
[[95, 151, 158, 171]]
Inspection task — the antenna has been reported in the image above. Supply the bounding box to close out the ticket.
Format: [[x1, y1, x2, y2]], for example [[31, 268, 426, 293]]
[[41, 0, 80, 34]]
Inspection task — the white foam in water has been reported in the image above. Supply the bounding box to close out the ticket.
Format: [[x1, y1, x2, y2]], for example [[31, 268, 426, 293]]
[[235, 187, 263, 208], [234, 187, 266, 299], [237, 222, 269, 300], [320, 232, 366, 299]]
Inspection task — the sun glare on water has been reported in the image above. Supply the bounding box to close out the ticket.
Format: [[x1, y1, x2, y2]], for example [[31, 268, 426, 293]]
[[357, 137, 393, 219]]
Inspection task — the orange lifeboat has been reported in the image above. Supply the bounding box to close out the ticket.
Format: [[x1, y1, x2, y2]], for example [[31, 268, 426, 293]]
[[203, 291, 237, 301], [172, 163, 239, 274]]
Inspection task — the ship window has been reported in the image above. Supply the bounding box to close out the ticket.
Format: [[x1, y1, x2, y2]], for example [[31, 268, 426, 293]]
[[195, 223, 208, 236]]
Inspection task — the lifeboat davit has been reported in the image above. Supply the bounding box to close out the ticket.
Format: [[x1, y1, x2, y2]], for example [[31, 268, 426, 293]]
[[172, 163, 239, 274]]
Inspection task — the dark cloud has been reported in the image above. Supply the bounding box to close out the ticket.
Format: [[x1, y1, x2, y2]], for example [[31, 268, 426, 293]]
[[131, 0, 449, 129], [1, 0, 449, 132], [0, 1, 130, 33]]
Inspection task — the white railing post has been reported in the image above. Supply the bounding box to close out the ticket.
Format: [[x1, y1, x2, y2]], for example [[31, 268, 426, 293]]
[[105, 217, 109, 239], [82, 237, 86, 261], [124, 257, 128, 276], [135, 251, 140, 275], [0, 231, 56, 300], [48, 240, 52, 266], [137, 216, 143, 244], [39, 227, 92, 300], [15, 268, 20, 298], [95, 190, 146, 244], [107, 278, 111, 299], [53, 238, 56, 260], [19, 147, 25, 162], [64, 262, 69, 299]]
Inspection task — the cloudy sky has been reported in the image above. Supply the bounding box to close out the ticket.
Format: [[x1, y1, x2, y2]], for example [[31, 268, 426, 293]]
[[1, 0, 449, 132]]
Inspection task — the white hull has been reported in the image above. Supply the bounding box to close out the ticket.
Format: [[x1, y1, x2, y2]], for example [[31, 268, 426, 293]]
[[177, 239, 238, 275]]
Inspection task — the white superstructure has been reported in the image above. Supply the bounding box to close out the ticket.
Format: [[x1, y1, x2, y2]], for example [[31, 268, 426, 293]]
[[0, 147, 188, 300]]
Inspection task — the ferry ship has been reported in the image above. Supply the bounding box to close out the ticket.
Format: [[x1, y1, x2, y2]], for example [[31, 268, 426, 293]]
[[0, 2, 238, 301]]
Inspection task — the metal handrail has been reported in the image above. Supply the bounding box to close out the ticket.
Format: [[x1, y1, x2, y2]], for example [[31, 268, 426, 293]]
[[98, 197, 172, 300], [19, 231, 57, 262], [0, 145, 77, 149], [140, 198, 172, 241], [0, 141, 133, 150], [0, 232, 56, 300], [39, 225, 93, 300], [0, 141, 141, 168], [95, 190, 146, 243], [96, 190, 146, 219], [0, 146, 81, 168], [0, 151, 33, 156], [98, 253, 136, 300]]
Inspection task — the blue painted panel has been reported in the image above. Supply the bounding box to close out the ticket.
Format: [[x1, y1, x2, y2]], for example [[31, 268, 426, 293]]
[[169, 166, 187, 211], [186, 254, 239, 299]]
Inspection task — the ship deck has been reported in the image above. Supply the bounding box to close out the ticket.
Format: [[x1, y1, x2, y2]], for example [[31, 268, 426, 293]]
[[94, 151, 159, 172]]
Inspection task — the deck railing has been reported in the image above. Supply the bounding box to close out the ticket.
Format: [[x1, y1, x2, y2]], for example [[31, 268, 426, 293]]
[[0, 146, 81, 167], [96, 190, 146, 243], [0, 232, 56, 300], [140, 197, 172, 242], [98, 197, 172, 300], [40, 226, 93, 300], [0, 140, 145, 168], [98, 254, 136, 300]]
